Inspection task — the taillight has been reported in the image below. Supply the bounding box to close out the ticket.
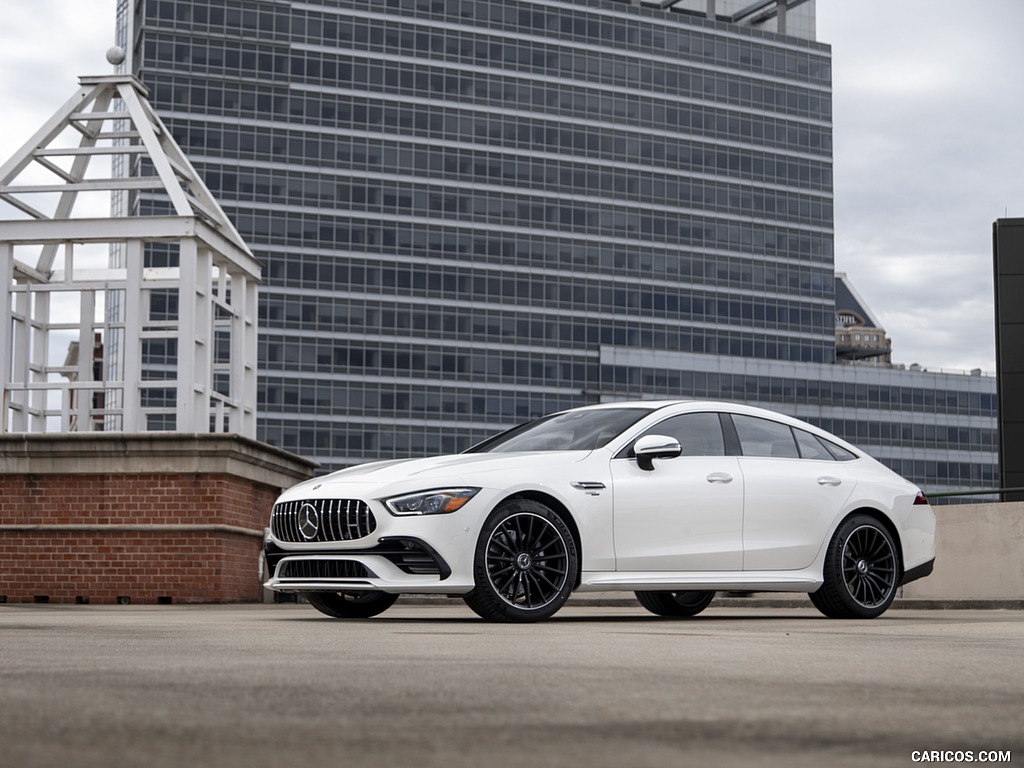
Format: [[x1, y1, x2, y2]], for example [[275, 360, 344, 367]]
[[913, 491, 929, 506]]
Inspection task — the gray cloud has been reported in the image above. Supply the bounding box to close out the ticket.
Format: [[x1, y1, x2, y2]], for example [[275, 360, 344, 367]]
[[0, 2, 117, 159], [820, 0, 1024, 372]]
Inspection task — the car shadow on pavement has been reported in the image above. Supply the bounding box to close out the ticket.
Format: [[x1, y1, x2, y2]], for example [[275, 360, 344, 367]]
[[272, 610, 827, 625]]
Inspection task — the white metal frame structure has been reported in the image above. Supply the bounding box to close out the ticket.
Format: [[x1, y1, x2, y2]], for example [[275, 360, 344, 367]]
[[0, 74, 261, 437]]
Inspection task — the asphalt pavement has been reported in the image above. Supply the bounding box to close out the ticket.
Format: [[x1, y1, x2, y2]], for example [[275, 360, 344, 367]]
[[1, 599, 1021, 768]]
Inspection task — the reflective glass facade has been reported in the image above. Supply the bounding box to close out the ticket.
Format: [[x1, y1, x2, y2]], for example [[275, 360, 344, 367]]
[[126, 0, 996, 494]]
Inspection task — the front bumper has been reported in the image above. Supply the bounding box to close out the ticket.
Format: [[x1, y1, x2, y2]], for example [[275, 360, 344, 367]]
[[264, 536, 453, 589], [263, 539, 475, 594]]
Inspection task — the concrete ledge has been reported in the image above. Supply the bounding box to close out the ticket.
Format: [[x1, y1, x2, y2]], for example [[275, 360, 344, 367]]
[[0, 432, 317, 489], [0, 523, 265, 537]]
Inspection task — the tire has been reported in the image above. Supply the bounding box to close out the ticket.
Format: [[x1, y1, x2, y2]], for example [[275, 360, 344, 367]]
[[810, 514, 900, 619], [305, 591, 398, 619], [635, 590, 715, 617], [463, 498, 578, 622]]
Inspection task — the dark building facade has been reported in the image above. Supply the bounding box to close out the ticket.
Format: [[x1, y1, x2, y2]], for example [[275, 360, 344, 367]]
[[119, 0, 997, 495], [993, 218, 1024, 500]]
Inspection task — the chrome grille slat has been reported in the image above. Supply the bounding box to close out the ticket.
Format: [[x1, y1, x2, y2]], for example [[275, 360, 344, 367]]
[[270, 498, 377, 543], [326, 499, 337, 541], [339, 500, 348, 541]]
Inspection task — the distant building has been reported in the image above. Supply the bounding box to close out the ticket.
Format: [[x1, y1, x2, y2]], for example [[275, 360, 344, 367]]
[[118, 0, 996, 496], [60, 334, 106, 433], [835, 273, 892, 366]]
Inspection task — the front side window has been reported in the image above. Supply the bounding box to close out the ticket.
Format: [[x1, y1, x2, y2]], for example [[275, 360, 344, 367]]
[[630, 412, 726, 457]]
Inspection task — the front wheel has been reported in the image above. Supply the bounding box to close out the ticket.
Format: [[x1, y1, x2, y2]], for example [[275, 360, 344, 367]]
[[305, 591, 398, 619], [810, 514, 900, 619], [635, 590, 715, 617], [463, 499, 578, 622]]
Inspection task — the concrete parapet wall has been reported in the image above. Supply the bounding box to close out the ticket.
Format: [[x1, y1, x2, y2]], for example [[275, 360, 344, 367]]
[[903, 501, 1024, 599], [0, 433, 316, 604]]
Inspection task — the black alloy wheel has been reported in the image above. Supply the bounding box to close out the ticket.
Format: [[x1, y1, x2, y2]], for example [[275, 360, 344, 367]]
[[305, 590, 398, 619], [811, 514, 900, 619], [635, 590, 716, 617], [464, 499, 577, 622]]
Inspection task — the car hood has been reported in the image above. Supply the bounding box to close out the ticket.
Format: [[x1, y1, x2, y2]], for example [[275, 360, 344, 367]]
[[280, 450, 596, 500]]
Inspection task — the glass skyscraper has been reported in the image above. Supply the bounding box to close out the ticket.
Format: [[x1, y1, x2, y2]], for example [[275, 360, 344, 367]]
[[121, 0, 997, 496]]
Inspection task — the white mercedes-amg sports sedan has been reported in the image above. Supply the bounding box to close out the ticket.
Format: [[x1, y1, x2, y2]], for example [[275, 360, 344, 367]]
[[263, 401, 935, 622]]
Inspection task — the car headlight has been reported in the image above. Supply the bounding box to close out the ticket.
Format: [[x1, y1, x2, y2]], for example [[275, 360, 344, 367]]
[[383, 487, 481, 516]]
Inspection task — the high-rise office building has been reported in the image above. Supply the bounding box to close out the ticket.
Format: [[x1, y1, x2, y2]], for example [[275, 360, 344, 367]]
[[119, 0, 997, 496]]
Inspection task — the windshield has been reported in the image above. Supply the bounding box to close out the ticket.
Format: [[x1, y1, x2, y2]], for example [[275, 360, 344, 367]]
[[465, 408, 653, 453]]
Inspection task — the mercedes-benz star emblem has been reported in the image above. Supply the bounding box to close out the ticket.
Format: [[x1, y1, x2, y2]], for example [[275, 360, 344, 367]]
[[298, 502, 320, 540]]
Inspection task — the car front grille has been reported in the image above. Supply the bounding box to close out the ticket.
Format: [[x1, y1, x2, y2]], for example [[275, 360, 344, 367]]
[[278, 560, 375, 580], [271, 498, 377, 543]]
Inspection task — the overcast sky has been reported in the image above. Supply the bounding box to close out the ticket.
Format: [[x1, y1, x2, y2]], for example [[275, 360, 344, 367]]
[[1, 0, 1021, 374]]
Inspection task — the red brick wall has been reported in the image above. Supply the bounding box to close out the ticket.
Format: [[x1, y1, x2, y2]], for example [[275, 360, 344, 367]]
[[0, 473, 282, 604]]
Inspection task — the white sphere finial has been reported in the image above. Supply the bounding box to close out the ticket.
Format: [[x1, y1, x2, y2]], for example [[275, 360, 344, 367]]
[[106, 46, 126, 66]]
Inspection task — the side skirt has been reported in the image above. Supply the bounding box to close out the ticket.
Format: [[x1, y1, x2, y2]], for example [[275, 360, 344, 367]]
[[577, 569, 823, 593]]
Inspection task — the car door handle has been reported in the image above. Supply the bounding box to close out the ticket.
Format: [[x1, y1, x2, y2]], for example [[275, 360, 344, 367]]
[[817, 476, 842, 487], [706, 472, 733, 484]]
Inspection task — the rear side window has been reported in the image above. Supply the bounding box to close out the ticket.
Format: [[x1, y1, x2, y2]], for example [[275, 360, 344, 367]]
[[732, 415, 798, 458], [737, 420, 860, 462]]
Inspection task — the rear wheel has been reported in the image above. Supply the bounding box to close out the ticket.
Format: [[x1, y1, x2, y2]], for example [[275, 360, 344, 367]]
[[305, 591, 398, 619], [463, 499, 577, 622], [635, 590, 715, 617], [810, 514, 899, 619]]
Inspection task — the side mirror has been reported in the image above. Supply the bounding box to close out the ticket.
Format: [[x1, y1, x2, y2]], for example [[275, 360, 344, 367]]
[[633, 434, 682, 472]]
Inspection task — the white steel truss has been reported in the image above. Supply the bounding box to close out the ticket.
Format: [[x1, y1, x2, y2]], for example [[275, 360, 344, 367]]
[[0, 74, 261, 436]]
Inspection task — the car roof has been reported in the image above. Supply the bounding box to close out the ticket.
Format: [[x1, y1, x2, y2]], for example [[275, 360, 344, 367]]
[[573, 399, 757, 413]]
